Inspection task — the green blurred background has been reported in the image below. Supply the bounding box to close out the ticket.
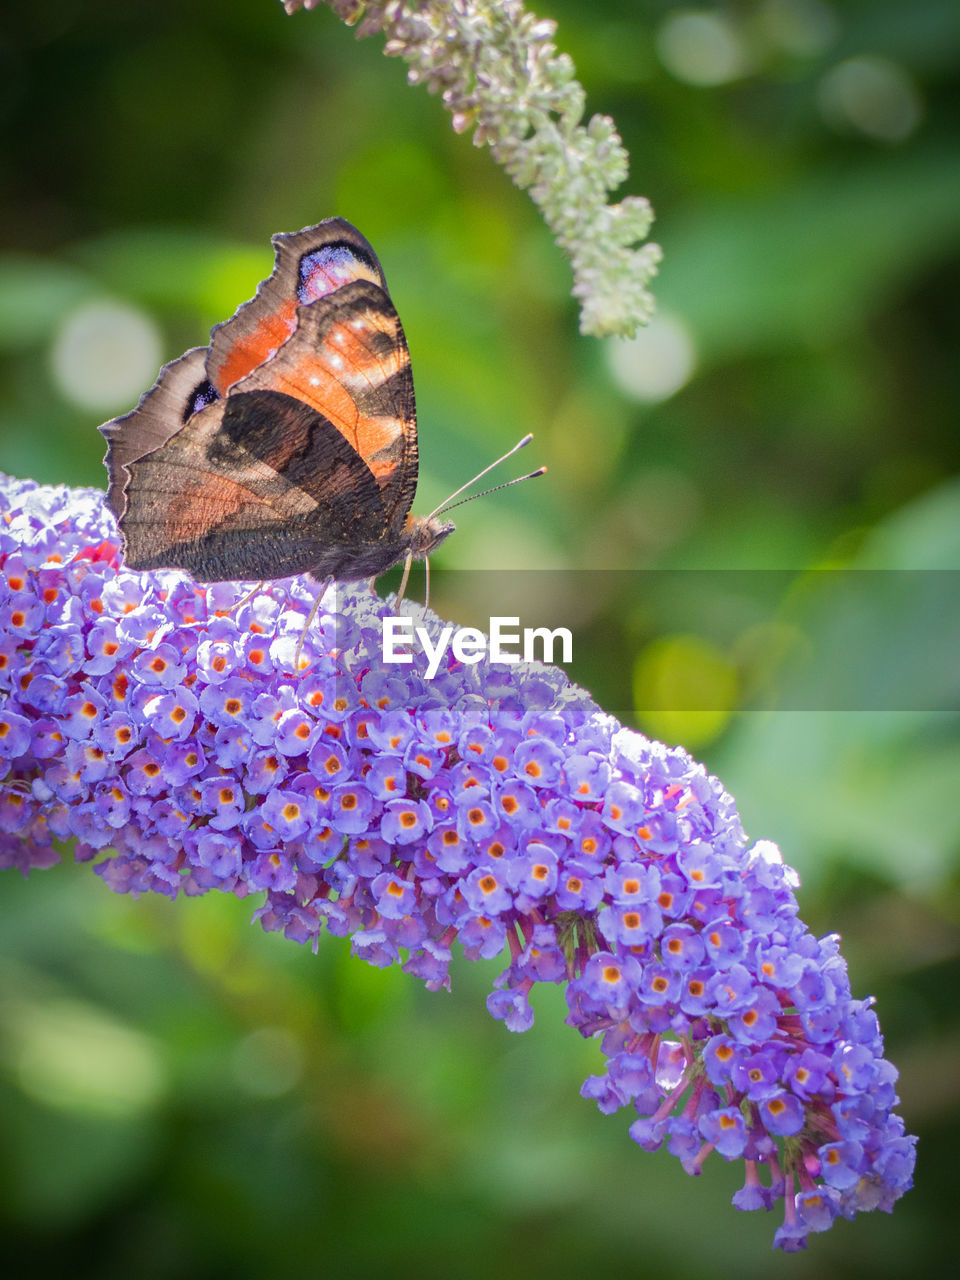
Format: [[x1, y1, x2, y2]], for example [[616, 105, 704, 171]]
[[1, 0, 958, 1275]]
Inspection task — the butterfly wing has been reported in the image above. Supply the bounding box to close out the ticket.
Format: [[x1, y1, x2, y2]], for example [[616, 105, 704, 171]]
[[228, 278, 419, 540], [100, 218, 418, 582], [205, 218, 389, 396], [101, 218, 392, 517], [117, 389, 388, 581], [100, 346, 215, 521]]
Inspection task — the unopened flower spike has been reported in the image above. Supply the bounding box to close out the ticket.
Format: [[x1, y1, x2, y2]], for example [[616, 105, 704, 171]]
[[0, 474, 915, 1251], [281, 0, 661, 337]]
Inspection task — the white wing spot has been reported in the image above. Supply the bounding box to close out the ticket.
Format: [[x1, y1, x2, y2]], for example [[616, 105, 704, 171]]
[[329, 354, 344, 370], [308, 375, 321, 386]]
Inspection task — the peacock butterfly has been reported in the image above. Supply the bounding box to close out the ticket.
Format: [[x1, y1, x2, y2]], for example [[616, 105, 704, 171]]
[[99, 218, 457, 586]]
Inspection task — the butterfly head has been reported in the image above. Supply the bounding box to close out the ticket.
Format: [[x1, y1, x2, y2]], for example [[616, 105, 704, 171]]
[[404, 514, 456, 561]]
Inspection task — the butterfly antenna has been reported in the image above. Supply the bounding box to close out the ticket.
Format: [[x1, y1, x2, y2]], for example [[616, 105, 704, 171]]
[[435, 466, 546, 516], [427, 433, 535, 519]]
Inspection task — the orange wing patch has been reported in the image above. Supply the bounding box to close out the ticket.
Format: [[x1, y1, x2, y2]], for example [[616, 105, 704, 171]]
[[232, 281, 415, 490], [212, 301, 298, 395], [206, 219, 389, 400]]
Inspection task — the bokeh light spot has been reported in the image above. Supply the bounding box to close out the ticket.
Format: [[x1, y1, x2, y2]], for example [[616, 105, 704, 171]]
[[633, 634, 737, 748], [818, 55, 923, 143], [656, 11, 748, 86], [606, 312, 697, 404], [231, 1026, 303, 1098], [11, 996, 166, 1117], [50, 299, 161, 413], [757, 0, 838, 58]]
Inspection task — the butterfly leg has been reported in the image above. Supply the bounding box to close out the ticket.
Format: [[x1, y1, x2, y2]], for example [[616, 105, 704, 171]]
[[293, 576, 333, 670], [395, 550, 414, 609], [228, 580, 267, 614], [421, 555, 431, 621]]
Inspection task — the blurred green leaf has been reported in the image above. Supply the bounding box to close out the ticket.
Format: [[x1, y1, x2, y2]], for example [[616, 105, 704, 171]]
[[715, 479, 960, 888], [659, 147, 960, 362]]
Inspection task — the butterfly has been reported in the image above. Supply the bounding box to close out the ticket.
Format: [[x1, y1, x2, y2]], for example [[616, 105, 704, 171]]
[[101, 218, 480, 591]]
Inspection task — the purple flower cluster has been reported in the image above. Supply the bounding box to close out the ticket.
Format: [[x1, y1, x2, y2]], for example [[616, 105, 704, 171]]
[[0, 473, 915, 1250]]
